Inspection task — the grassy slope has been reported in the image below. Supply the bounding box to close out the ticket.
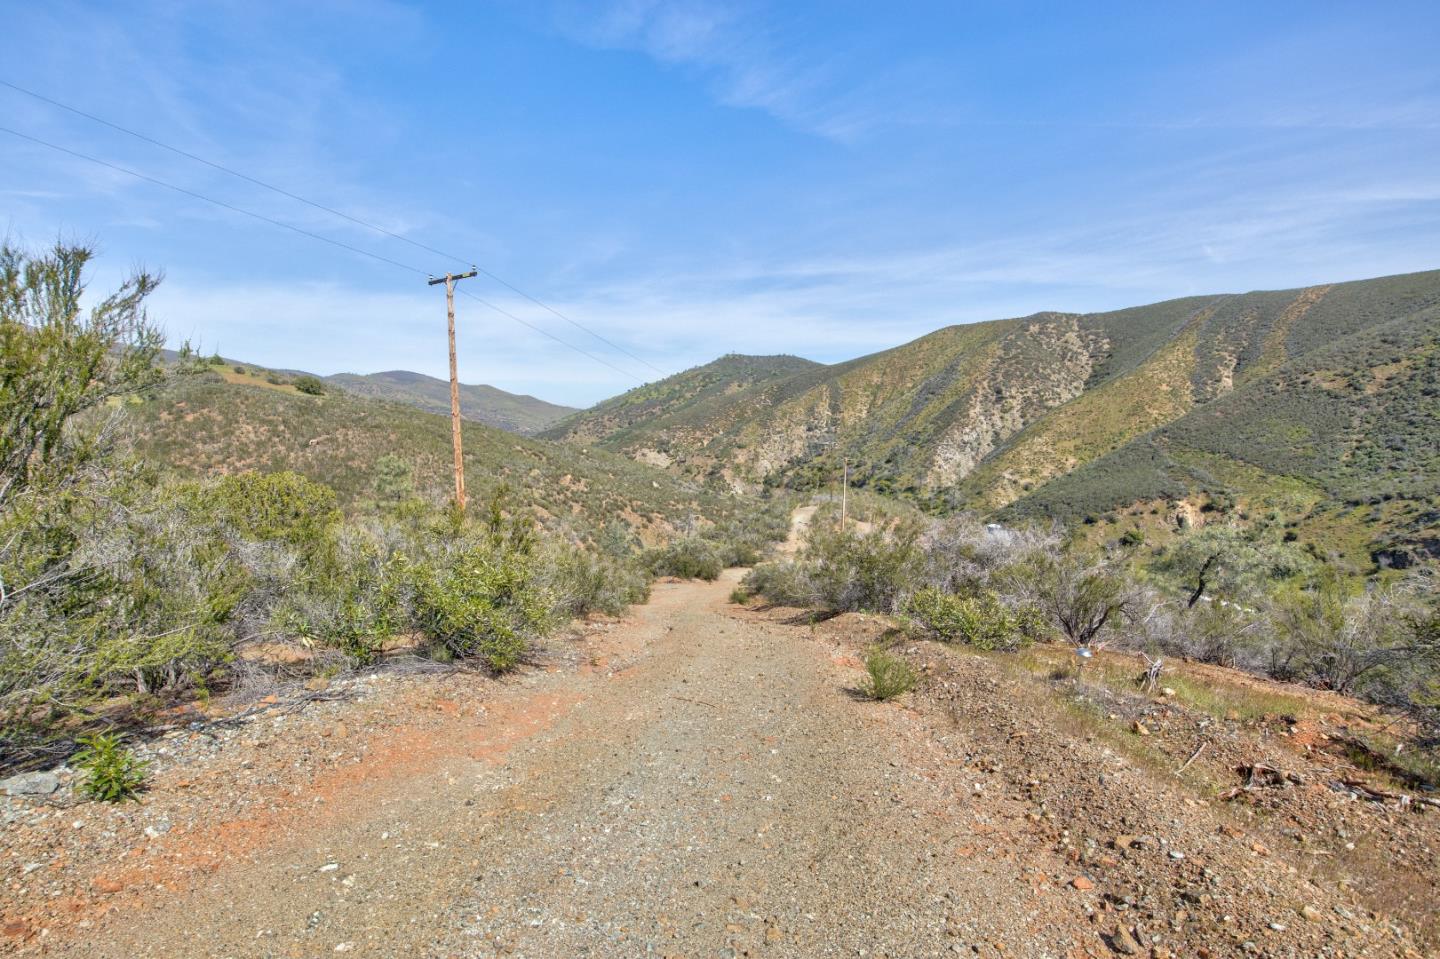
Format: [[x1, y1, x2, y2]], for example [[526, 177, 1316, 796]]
[[128, 372, 740, 543], [1002, 288, 1440, 568], [324, 370, 575, 436], [546, 268, 1440, 567], [541, 353, 822, 446]]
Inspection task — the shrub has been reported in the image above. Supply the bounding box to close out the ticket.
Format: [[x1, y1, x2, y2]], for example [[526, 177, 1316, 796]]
[[206, 471, 341, 550], [906, 587, 1041, 651], [293, 375, 326, 395], [409, 543, 553, 672], [642, 537, 723, 580], [729, 587, 750, 604], [544, 546, 650, 618], [1003, 552, 1135, 648], [803, 522, 924, 613], [73, 733, 148, 802], [861, 648, 917, 701], [740, 561, 811, 605]]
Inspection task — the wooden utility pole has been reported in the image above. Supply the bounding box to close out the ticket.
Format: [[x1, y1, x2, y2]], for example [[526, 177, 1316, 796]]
[[840, 458, 848, 530], [428, 268, 479, 512]]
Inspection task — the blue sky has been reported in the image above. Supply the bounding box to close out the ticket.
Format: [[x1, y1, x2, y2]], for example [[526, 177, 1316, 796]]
[[3, 1, 1439, 406]]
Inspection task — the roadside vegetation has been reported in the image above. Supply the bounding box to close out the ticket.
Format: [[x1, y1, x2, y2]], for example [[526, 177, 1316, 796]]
[[0, 243, 784, 770], [743, 509, 1440, 771]]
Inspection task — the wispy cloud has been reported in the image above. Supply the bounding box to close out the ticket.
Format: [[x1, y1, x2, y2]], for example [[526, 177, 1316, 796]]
[[554, 1, 908, 141]]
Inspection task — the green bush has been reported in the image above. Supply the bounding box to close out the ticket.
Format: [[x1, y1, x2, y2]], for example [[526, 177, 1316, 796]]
[[642, 537, 723, 580], [861, 648, 917, 701], [206, 471, 341, 550], [803, 522, 924, 613], [740, 561, 811, 605], [906, 587, 1041, 651], [73, 733, 148, 802], [409, 543, 553, 672], [729, 587, 751, 604], [545, 546, 650, 617], [293, 375, 326, 395]]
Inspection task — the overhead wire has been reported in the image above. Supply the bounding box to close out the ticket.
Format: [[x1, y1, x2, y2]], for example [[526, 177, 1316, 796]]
[[0, 79, 666, 376], [0, 123, 647, 383]]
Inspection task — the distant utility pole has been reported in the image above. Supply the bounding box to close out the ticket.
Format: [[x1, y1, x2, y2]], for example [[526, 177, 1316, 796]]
[[840, 458, 849, 530], [428, 267, 479, 512]]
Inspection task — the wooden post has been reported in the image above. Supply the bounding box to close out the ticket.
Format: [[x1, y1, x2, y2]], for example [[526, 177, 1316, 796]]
[[429, 268, 479, 512], [840, 458, 848, 530]]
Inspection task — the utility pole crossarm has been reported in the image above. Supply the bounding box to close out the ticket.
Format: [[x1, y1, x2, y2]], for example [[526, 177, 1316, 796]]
[[427, 268, 478, 287], [428, 267, 479, 512]]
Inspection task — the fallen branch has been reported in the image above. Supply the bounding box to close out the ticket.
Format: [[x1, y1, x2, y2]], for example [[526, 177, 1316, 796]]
[[671, 695, 719, 709], [1176, 740, 1208, 774], [1341, 778, 1404, 802]]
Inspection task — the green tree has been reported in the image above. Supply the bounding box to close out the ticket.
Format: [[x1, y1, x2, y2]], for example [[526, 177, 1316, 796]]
[[1153, 523, 1313, 607], [371, 454, 414, 506], [1, 242, 162, 510]]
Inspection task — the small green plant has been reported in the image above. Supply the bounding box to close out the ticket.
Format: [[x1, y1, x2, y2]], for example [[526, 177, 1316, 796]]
[[861, 648, 917, 701], [73, 733, 148, 802], [729, 586, 750, 604]]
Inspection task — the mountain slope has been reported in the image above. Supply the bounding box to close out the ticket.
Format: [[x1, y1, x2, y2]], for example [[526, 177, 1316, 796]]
[[127, 371, 737, 542], [1001, 291, 1440, 567], [548, 269, 1440, 565], [324, 370, 575, 435], [541, 353, 822, 450]]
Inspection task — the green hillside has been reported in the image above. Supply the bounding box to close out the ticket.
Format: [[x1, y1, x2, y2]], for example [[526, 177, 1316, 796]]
[[541, 353, 822, 449], [1002, 291, 1440, 570], [325, 370, 575, 435], [127, 370, 739, 543], [546, 269, 1440, 568]]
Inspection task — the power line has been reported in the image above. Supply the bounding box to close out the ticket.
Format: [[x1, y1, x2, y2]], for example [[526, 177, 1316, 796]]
[[0, 124, 648, 383], [0, 125, 427, 276], [457, 288, 650, 381], [0, 78, 667, 376]]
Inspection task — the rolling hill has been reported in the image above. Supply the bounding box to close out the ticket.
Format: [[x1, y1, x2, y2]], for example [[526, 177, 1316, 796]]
[[125, 369, 737, 543], [546, 269, 1440, 569], [324, 370, 575, 435]]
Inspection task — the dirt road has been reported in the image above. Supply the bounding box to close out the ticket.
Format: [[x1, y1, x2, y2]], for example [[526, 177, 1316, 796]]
[[7, 567, 1434, 957], [12, 573, 1086, 958]]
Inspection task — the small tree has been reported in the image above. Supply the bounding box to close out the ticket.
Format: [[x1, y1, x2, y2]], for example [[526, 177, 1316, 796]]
[[1007, 552, 1134, 648], [1, 243, 162, 511], [1153, 523, 1312, 608], [372, 454, 414, 506], [293, 375, 325, 396]]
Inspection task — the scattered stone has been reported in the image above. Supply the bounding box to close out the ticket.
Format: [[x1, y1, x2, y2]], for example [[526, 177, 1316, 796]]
[[1072, 876, 1095, 891], [1301, 905, 1324, 923], [1109, 926, 1142, 954], [1, 770, 61, 796], [91, 877, 125, 895], [1131, 721, 1150, 736]]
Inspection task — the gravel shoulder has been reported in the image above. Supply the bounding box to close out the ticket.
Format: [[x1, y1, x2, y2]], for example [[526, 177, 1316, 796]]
[[3, 568, 1436, 958]]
